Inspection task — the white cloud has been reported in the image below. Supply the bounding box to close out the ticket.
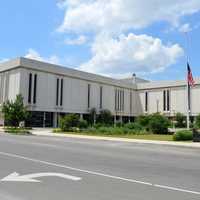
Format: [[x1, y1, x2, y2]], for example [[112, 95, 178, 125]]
[[58, 0, 200, 33], [25, 49, 60, 64], [79, 33, 184, 77], [57, 0, 200, 77], [179, 23, 192, 33], [0, 58, 9, 63], [64, 35, 87, 45]]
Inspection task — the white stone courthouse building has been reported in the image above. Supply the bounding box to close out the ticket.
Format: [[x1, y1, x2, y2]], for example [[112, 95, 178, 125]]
[[0, 57, 199, 127]]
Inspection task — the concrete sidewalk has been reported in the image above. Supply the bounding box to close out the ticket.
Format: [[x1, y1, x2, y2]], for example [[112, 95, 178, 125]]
[[31, 128, 200, 149]]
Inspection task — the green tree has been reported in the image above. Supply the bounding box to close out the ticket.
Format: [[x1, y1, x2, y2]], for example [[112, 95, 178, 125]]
[[194, 114, 200, 129], [97, 109, 113, 126], [136, 115, 150, 128], [148, 113, 170, 134], [175, 112, 186, 128], [2, 94, 28, 127], [88, 108, 97, 125], [59, 114, 79, 131]]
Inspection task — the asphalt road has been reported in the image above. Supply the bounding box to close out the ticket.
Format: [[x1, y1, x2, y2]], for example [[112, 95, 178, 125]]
[[0, 133, 200, 200]]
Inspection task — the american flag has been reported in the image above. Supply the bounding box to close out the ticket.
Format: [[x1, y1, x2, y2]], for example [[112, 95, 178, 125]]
[[187, 62, 195, 87]]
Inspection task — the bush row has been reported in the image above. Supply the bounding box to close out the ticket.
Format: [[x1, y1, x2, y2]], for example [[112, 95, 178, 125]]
[[58, 112, 171, 135]]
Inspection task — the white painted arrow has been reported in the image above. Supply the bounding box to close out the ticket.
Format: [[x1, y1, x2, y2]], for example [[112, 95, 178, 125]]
[[1, 172, 81, 182]]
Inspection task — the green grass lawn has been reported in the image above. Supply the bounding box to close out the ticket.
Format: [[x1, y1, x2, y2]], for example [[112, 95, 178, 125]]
[[4, 127, 31, 135], [54, 130, 174, 141]]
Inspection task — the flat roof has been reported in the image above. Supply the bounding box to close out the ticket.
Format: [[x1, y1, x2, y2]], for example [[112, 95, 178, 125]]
[[0, 57, 137, 89]]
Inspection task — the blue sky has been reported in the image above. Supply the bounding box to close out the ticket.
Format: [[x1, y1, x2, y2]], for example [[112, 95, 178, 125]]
[[0, 0, 200, 81]]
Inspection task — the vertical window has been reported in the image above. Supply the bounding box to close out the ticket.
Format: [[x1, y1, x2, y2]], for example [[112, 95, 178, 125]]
[[88, 84, 91, 109], [33, 74, 37, 104], [163, 90, 170, 111], [28, 73, 32, 103], [60, 79, 63, 106], [145, 92, 148, 112], [167, 90, 170, 111], [130, 91, 132, 114], [100, 86, 103, 109], [122, 90, 124, 111], [115, 89, 117, 111], [163, 90, 166, 111], [56, 78, 59, 106], [118, 90, 120, 111]]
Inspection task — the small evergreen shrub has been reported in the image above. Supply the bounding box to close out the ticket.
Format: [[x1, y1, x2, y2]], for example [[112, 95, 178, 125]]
[[136, 115, 150, 128], [175, 113, 186, 128], [173, 130, 192, 141], [78, 119, 88, 129], [125, 122, 143, 131], [115, 121, 123, 127], [148, 113, 170, 134], [97, 109, 113, 125], [59, 114, 80, 131], [194, 114, 200, 129]]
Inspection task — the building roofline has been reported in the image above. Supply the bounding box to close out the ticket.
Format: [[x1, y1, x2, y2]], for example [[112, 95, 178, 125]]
[[0, 57, 137, 89]]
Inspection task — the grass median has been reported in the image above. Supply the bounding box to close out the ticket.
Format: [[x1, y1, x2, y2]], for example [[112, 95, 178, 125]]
[[53, 129, 174, 141]]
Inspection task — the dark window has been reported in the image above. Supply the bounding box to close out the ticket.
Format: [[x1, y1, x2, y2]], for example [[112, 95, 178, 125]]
[[100, 86, 103, 109], [145, 92, 148, 112], [118, 90, 120, 111], [115, 89, 117, 111], [28, 73, 32, 103], [33, 74, 37, 104], [163, 90, 166, 111], [167, 90, 170, 111], [122, 90, 124, 111], [130, 91, 132, 114], [56, 78, 59, 106], [88, 84, 91, 109], [60, 79, 63, 106]]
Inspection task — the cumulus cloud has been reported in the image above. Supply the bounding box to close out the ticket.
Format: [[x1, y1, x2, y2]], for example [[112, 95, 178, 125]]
[[64, 35, 87, 45], [79, 33, 184, 77], [0, 58, 9, 63], [56, 0, 200, 76], [178, 23, 192, 33], [25, 49, 60, 64], [58, 0, 200, 33]]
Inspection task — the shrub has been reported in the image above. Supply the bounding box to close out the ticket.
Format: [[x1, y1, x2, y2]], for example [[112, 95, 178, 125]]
[[93, 123, 103, 129], [194, 114, 200, 129], [148, 113, 170, 134], [78, 119, 88, 129], [173, 130, 192, 141], [97, 109, 113, 125], [125, 122, 143, 131], [175, 113, 186, 128], [59, 114, 80, 131], [115, 121, 123, 127], [136, 115, 150, 128]]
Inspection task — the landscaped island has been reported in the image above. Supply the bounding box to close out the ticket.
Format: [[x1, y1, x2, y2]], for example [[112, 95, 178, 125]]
[[53, 109, 197, 142]]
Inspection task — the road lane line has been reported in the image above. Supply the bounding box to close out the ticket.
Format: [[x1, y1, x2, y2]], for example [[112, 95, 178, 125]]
[[0, 151, 199, 195], [154, 184, 200, 195]]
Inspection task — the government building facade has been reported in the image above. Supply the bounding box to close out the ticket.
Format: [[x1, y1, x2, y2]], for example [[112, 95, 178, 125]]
[[0, 57, 199, 127]]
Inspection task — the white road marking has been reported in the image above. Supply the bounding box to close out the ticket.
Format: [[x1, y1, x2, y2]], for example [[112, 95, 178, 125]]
[[0, 151, 199, 195], [1, 172, 81, 182]]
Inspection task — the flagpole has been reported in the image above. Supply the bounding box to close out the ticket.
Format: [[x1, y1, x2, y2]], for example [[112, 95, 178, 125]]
[[184, 32, 190, 130], [186, 80, 190, 130]]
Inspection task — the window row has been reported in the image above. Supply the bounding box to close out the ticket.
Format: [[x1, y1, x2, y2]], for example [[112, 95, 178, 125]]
[[87, 84, 103, 109], [115, 89, 125, 112], [144, 89, 171, 112]]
